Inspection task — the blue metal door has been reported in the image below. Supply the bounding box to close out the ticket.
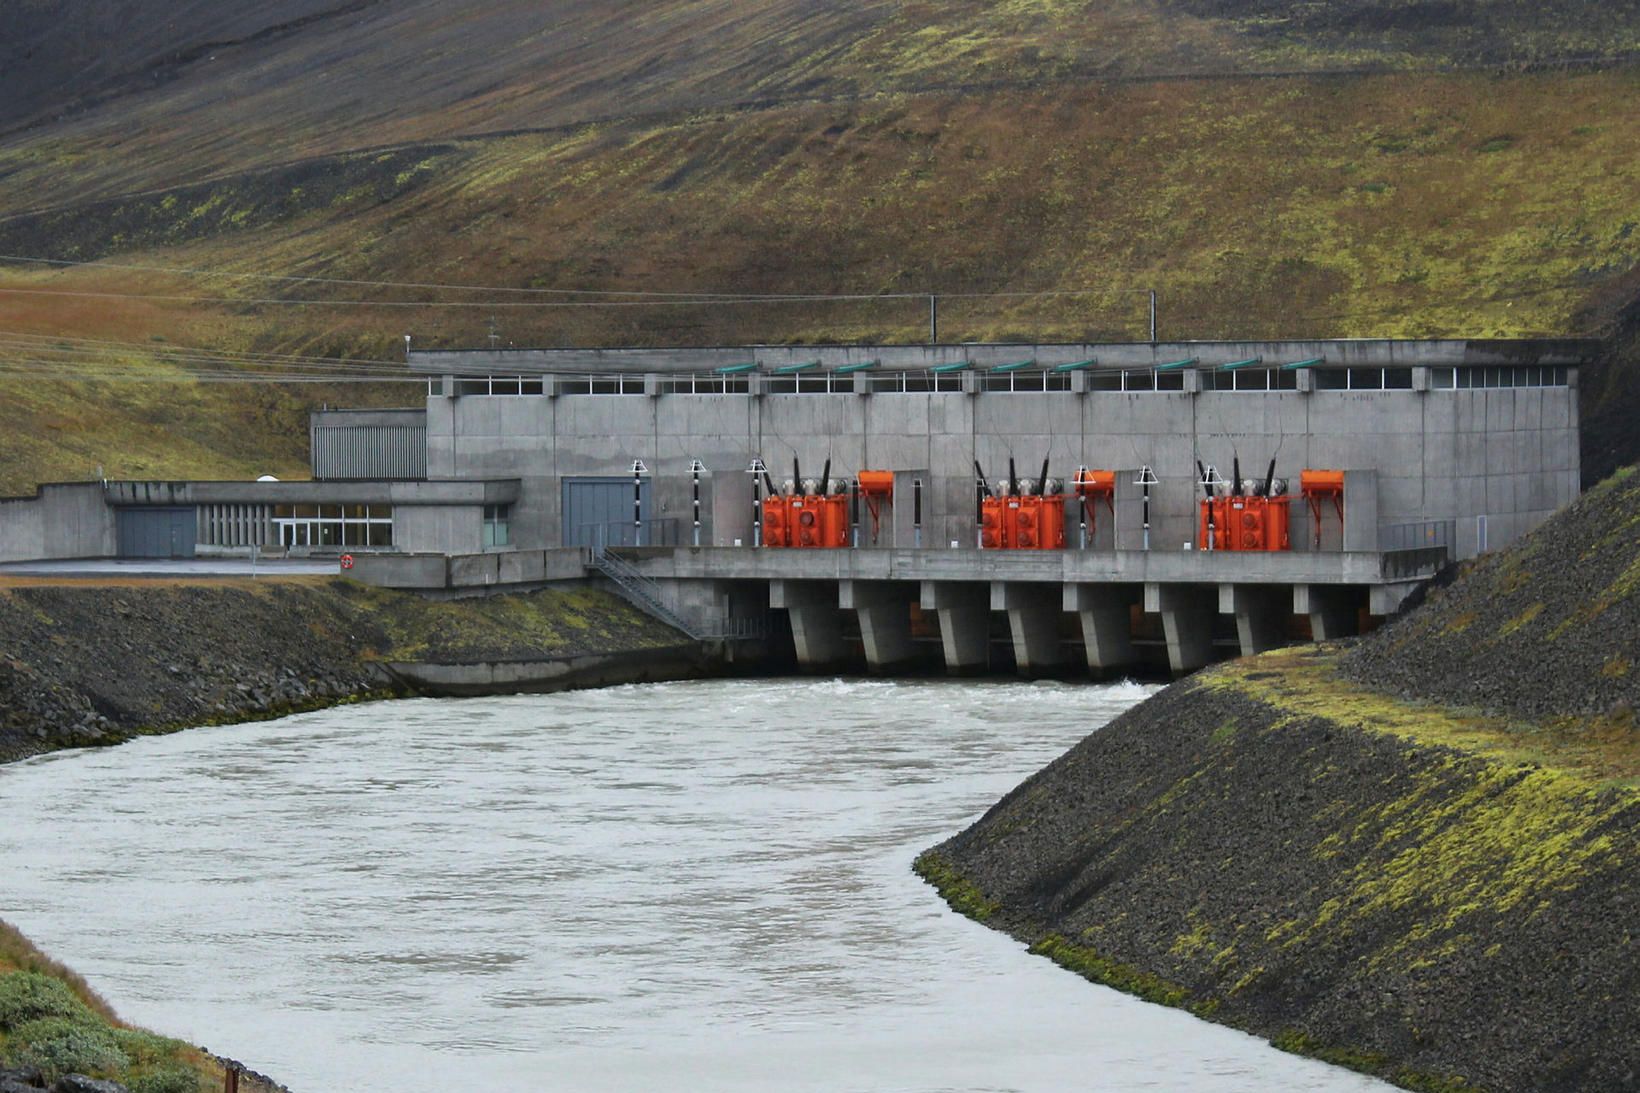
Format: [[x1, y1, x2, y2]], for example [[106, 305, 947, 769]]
[[562, 477, 651, 548], [116, 508, 197, 558]]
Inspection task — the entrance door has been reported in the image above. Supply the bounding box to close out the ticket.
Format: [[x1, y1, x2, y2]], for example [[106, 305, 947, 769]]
[[562, 477, 650, 548], [116, 508, 197, 558]]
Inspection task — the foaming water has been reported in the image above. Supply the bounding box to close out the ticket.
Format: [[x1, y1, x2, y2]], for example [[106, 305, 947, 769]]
[[0, 679, 1391, 1092]]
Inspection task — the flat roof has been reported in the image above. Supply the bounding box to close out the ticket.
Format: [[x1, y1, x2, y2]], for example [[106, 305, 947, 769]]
[[405, 338, 1596, 376]]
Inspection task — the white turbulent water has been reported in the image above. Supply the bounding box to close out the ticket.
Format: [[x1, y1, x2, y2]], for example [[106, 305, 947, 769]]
[[0, 678, 1393, 1093]]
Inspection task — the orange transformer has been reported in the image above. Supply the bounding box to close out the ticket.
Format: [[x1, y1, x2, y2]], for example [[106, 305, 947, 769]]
[[762, 495, 791, 547], [1198, 495, 1292, 551], [981, 495, 1067, 550], [1300, 469, 1345, 549], [1073, 469, 1116, 540], [764, 494, 848, 548]]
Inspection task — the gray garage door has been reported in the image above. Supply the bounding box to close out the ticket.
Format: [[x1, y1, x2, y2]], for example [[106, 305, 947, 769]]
[[562, 477, 651, 548], [116, 508, 197, 559]]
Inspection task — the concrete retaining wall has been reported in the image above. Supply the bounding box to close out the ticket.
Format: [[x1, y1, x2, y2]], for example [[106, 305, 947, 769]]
[[0, 483, 116, 563], [350, 548, 588, 591], [383, 644, 707, 696]]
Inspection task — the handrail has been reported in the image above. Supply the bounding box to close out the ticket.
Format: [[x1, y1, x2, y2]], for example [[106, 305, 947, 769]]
[[587, 545, 769, 641]]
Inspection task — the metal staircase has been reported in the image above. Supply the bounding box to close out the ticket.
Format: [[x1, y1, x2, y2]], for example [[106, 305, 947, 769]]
[[588, 548, 767, 642]]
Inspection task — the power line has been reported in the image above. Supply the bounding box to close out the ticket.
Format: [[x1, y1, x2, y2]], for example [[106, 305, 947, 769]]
[[0, 285, 930, 308], [0, 330, 398, 367], [0, 360, 422, 383], [0, 253, 1160, 301]]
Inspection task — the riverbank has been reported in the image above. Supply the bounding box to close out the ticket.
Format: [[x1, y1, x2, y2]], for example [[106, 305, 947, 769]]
[[1, 919, 287, 1093], [921, 649, 1637, 1092], [0, 576, 704, 1090], [919, 466, 1640, 1093], [0, 578, 699, 764]]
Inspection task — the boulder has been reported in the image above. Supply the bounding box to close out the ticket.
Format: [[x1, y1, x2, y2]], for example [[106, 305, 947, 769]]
[[52, 1077, 128, 1093]]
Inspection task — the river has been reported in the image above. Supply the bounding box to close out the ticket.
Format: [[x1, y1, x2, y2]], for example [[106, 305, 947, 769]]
[[0, 678, 1391, 1092]]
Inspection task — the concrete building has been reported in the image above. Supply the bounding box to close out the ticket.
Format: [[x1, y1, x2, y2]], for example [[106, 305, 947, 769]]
[[0, 337, 1590, 676], [402, 338, 1582, 560]]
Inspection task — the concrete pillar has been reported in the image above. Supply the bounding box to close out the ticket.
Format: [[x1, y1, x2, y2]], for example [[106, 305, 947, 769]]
[[770, 579, 847, 668], [840, 580, 917, 671], [1145, 583, 1217, 675], [1296, 585, 1361, 641], [991, 582, 1067, 674], [1219, 584, 1290, 657], [921, 581, 990, 674], [1065, 584, 1137, 672]]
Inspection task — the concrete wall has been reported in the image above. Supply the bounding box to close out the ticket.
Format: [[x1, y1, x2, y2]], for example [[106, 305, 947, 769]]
[[395, 504, 485, 555], [422, 373, 1580, 560], [0, 483, 116, 563], [351, 548, 588, 590]]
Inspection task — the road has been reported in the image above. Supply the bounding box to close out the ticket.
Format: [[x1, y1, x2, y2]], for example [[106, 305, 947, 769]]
[[0, 558, 339, 582]]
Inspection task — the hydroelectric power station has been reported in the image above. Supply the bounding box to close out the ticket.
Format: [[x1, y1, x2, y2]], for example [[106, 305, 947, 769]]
[[0, 338, 1587, 675]]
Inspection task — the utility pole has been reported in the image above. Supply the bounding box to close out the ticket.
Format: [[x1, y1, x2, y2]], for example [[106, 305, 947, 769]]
[[1149, 290, 1158, 343], [929, 294, 938, 344]]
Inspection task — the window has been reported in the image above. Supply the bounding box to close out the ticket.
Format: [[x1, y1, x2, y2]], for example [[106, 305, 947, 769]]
[[1451, 365, 1569, 389], [1201, 369, 1299, 392], [980, 371, 1060, 393], [483, 504, 511, 548], [452, 374, 547, 396], [763, 373, 854, 394], [273, 503, 393, 550], [660, 374, 750, 394], [558, 375, 643, 396]]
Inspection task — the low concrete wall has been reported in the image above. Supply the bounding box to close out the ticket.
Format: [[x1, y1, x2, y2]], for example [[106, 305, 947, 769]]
[[350, 548, 588, 591], [382, 643, 707, 696], [0, 483, 116, 563]]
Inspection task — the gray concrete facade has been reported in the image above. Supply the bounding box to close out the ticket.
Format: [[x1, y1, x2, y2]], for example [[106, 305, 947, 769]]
[[0, 483, 116, 563], [408, 338, 1585, 562]]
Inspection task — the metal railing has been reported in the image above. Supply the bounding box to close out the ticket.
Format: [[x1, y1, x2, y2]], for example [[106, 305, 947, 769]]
[[587, 545, 769, 642], [1381, 546, 1449, 581], [1379, 519, 1455, 553]]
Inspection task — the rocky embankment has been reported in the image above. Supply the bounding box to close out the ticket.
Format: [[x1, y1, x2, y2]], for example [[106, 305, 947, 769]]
[[0, 578, 692, 764], [921, 466, 1640, 1093]]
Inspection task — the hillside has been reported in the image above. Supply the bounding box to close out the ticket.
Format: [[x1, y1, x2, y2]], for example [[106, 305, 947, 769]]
[[919, 465, 1640, 1091], [5, 0, 1635, 210], [0, 1, 1638, 491]]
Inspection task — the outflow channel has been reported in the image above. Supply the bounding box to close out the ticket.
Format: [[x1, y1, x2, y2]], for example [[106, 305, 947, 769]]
[[0, 678, 1394, 1092]]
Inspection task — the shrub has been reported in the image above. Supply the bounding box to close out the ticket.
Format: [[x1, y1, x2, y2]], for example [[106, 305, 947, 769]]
[[10, 1015, 128, 1081], [130, 1066, 208, 1093], [112, 1028, 189, 1064], [0, 972, 93, 1030]]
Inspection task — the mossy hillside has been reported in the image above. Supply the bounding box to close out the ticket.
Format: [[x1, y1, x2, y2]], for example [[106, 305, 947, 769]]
[[1343, 464, 1640, 724], [0, 147, 464, 264], [922, 662, 1639, 1093], [0, 922, 221, 1092]]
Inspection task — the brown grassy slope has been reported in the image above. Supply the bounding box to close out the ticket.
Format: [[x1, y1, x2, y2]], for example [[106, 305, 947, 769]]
[[1, 69, 1637, 491], [4, 0, 1639, 212]]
